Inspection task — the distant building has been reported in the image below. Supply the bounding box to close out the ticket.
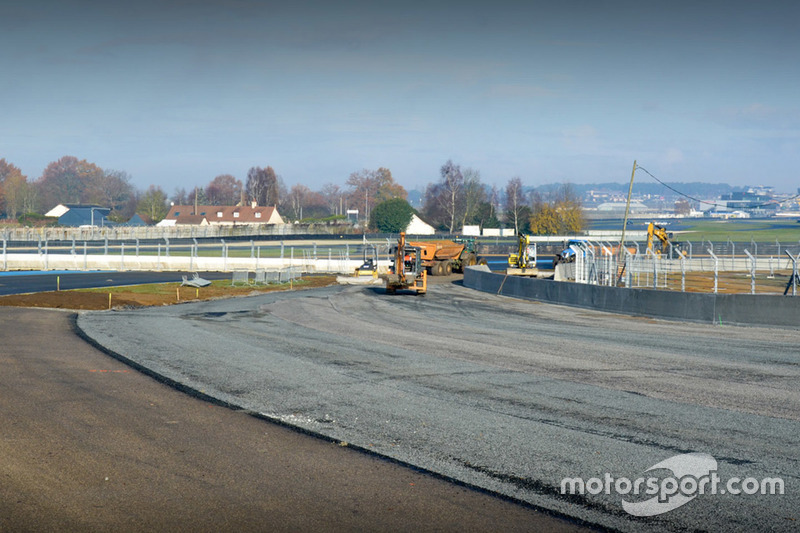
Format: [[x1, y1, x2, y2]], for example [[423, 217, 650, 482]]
[[405, 214, 435, 235], [44, 204, 111, 227], [157, 204, 284, 227], [595, 201, 648, 213]]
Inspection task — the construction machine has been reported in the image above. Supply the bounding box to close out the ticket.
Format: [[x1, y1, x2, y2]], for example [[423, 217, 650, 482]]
[[507, 235, 538, 276], [647, 222, 686, 258], [354, 243, 379, 277], [383, 232, 427, 295], [406, 237, 479, 276]]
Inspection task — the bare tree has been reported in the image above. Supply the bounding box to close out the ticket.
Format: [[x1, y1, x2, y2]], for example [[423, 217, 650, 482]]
[[320, 183, 343, 216], [246, 166, 279, 206], [504, 177, 526, 235], [460, 168, 485, 228], [206, 174, 243, 205], [287, 184, 310, 221], [438, 160, 464, 233]]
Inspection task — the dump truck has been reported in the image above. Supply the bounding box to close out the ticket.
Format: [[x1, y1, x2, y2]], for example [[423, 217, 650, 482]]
[[406, 237, 478, 276], [383, 232, 427, 295]]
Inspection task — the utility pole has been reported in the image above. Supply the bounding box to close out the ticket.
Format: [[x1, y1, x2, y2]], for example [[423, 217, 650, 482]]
[[616, 160, 637, 285]]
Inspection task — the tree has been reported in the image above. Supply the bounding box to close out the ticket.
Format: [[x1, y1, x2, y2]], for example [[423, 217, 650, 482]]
[[0, 159, 26, 217], [346, 167, 406, 225], [320, 183, 343, 216], [674, 199, 691, 216], [370, 197, 415, 232], [206, 174, 243, 205], [421, 160, 465, 233], [246, 166, 279, 206], [528, 184, 584, 235], [286, 184, 310, 221], [35, 156, 105, 210], [3, 173, 36, 219], [504, 177, 528, 235], [136, 185, 169, 223], [460, 168, 485, 229], [91, 169, 134, 221]]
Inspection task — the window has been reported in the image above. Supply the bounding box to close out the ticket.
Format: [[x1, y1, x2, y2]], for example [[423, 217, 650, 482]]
[[217, 211, 223, 217], [233, 212, 240, 218], [174, 211, 180, 216], [255, 212, 262, 218]]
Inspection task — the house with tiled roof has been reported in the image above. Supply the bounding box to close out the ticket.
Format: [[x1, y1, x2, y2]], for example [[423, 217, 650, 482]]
[[156, 203, 284, 227]]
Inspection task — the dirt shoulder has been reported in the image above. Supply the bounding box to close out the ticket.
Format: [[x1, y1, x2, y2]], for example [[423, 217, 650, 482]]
[[0, 275, 336, 310]]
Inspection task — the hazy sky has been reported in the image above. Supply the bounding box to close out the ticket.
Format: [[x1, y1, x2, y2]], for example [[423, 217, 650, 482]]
[[3, 0, 800, 193]]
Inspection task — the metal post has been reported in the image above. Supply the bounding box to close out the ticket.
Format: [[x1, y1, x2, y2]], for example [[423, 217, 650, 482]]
[[727, 238, 734, 270], [744, 250, 756, 294], [250, 240, 255, 258], [2, 239, 6, 271], [708, 249, 718, 294], [686, 241, 693, 260], [680, 255, 686, 292], [135, 238, 140, 257], [281, 241, 285, 259], [346, 243, 350, 261], [121, 242, 125, 270], [785, 251, 798, 296], [750, 238, 757, 258], [84, 242, 88, 270], [165, 237, 170, 257], [71, 238, 76, 255], [776, 238, 780, 258]]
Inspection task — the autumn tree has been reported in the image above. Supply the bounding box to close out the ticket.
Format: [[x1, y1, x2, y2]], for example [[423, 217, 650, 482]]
[[246, 166, 279, 207], [0, 159, 27, 217], [346, 167, 406, 224], [35, 156, 105, 210], [206, 174, 243, 206], [137, 185, 169, 223], [528, 184, 584, 235]]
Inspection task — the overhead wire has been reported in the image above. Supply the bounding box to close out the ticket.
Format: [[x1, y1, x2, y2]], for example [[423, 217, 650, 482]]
[[635, 165, 800, 210]]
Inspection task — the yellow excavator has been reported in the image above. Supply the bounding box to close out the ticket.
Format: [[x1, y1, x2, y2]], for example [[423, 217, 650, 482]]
[[507, 235, 538, 276], [647, 222, 686, 258]]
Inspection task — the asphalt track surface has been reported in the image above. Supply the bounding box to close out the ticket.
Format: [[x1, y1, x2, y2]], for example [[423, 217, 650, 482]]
[[0, 306, 584, 532], [78, 281, 800, 532], [0, 271, 231, 296]]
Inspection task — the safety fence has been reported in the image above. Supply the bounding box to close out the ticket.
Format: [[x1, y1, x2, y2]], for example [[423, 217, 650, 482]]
[[0, 236, 396, 275], [559, 240, 800, 295]]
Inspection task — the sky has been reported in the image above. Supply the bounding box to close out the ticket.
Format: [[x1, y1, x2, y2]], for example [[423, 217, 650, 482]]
[[2, 0, 800, 194]]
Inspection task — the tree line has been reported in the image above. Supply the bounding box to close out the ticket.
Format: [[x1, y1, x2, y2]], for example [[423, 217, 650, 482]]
[[0, 155, 583, 234]]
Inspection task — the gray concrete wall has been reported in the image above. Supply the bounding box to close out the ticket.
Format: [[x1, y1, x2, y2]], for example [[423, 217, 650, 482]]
[[464, 266, 800, 329]]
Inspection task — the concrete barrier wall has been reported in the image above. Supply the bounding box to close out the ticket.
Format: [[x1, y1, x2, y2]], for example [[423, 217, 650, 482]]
[[0, 253, 369, 274], [464, 266, 800, 329]]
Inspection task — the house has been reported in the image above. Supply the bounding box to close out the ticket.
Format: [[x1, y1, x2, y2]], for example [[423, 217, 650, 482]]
[[44, 204, 111, 227], [157, 204, 284, 227], [405, 214, 435, 235]]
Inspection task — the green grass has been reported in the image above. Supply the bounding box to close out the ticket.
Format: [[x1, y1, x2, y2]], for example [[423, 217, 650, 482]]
[[674, 219, 800, 242]]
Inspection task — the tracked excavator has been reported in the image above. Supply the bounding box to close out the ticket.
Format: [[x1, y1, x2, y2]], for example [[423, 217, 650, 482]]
[[647, 222, 686, 258], [383, 232, 427, 295]]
